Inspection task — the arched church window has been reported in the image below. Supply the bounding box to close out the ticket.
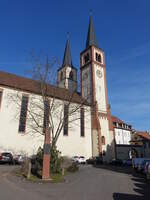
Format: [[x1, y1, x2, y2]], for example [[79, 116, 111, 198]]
[[69, 71, 74, 80], [101, 136, 105, 145], [60, 71, 63, 81]]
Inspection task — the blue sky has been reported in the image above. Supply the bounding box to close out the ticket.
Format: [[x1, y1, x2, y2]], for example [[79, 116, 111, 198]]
[[0, 0, 150, 131]]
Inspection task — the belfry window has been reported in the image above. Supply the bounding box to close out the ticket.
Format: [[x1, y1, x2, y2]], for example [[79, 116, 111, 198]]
[[96, 53, 102, 63], [69, 71, 73, 80], [18, 95, 29, 133], [84, 53, 89, 64]]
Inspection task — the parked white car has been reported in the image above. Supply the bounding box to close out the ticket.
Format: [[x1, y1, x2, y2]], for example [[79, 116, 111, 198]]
[[14, 154, 25, 164], [78, 156, 86, 164], [72, 156, 86, 164], [72, 156, 79, 163]]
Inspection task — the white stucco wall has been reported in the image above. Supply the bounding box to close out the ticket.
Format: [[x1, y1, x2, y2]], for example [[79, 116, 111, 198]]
[[0, 86, 92, 159], [99, 117, 114, 161], [115, 128, 131, 145]]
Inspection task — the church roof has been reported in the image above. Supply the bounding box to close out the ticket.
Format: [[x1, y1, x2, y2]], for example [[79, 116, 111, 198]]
[[0, 71, 89, 105], [62, 39, 72, 67], [86, 16, 98, 48]]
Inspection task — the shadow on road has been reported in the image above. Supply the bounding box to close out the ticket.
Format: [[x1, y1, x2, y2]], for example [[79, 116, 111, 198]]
[[94, 164, 150, 200]]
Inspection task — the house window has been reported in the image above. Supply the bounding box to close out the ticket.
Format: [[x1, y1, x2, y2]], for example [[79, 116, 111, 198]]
[[43, 99, 50, 134], [18, 95, 29, 133], [0, 90, 3, 109], [69, 71, 73, 80], [80, 107, 85, 137], [113, 122, 117, 127], [64, 104, 69, 136], [101, 136, 105, 145]]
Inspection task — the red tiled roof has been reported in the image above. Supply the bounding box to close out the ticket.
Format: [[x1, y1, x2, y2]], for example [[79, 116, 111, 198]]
[[111, 116, 124, 124], [0, 71, 90, 105], [136, 131, 150, 141]]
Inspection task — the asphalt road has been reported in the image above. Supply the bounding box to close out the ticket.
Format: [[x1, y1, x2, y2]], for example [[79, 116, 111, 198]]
[[0, 164, 150, 200]]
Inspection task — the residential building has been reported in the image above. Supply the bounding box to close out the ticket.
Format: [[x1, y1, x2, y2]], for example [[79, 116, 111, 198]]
[[112, 116, 132, 145], [130, 131, 150, 157]]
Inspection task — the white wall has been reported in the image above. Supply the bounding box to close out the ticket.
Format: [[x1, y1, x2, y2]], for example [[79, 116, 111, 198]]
[[100, 116, 114, 161], [115, 128, 131, 145], [0, 86, 92, 158], [94, 64, 107, 113]]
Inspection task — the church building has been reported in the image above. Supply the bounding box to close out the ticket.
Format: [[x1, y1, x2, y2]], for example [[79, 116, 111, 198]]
[[0, 16, 115, 162]]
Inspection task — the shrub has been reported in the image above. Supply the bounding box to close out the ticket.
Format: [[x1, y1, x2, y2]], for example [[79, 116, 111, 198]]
[[67, 162, 79, 173], [50, 146, 63, 174], [31, 146, 63, 176]]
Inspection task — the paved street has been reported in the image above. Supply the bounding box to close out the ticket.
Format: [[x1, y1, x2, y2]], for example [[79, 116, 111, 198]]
[[0, 164, 150, 200]]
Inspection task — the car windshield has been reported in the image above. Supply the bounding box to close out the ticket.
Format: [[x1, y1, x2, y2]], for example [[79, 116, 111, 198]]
[[80, 156, 84, 158], [2, 153, 11, 157]]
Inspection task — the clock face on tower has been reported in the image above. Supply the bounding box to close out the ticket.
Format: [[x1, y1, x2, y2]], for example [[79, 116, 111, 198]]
[[96, 69, 102, 78]]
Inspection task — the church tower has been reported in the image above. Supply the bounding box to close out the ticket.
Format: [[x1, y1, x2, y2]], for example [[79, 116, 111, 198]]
[[57, 38, 77, 92], [80, 16, 115, 161]]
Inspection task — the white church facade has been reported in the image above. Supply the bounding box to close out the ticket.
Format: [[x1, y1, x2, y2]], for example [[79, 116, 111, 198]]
[[0, 16, 115, 162]]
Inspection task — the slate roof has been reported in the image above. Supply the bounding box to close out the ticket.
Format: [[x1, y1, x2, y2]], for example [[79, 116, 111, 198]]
[[86, 16, 98, 48], [0, 71, 90, 105], [62, 39, 72, 67]]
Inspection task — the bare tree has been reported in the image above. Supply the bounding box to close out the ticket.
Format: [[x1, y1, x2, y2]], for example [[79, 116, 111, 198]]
[[7, 54, 90, 151]]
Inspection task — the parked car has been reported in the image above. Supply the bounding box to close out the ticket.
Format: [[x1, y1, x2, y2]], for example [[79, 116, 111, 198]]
[[132, 158, 145, 170], [95, 156, 103, 165], [72, 156, 79, 163], [132, 158, 150, 172], [0, 152, 14, 164], [14, 155, 25, 164], [123, 159, 132, 166], [86, 157, 95, 165], [144, 160, 150, 174], [72, 156, 86, 164], [78, 156, 86, 164], [146, 163, 150, 179], [137, 159, 150, 172], [110, 159, 123, 166]]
